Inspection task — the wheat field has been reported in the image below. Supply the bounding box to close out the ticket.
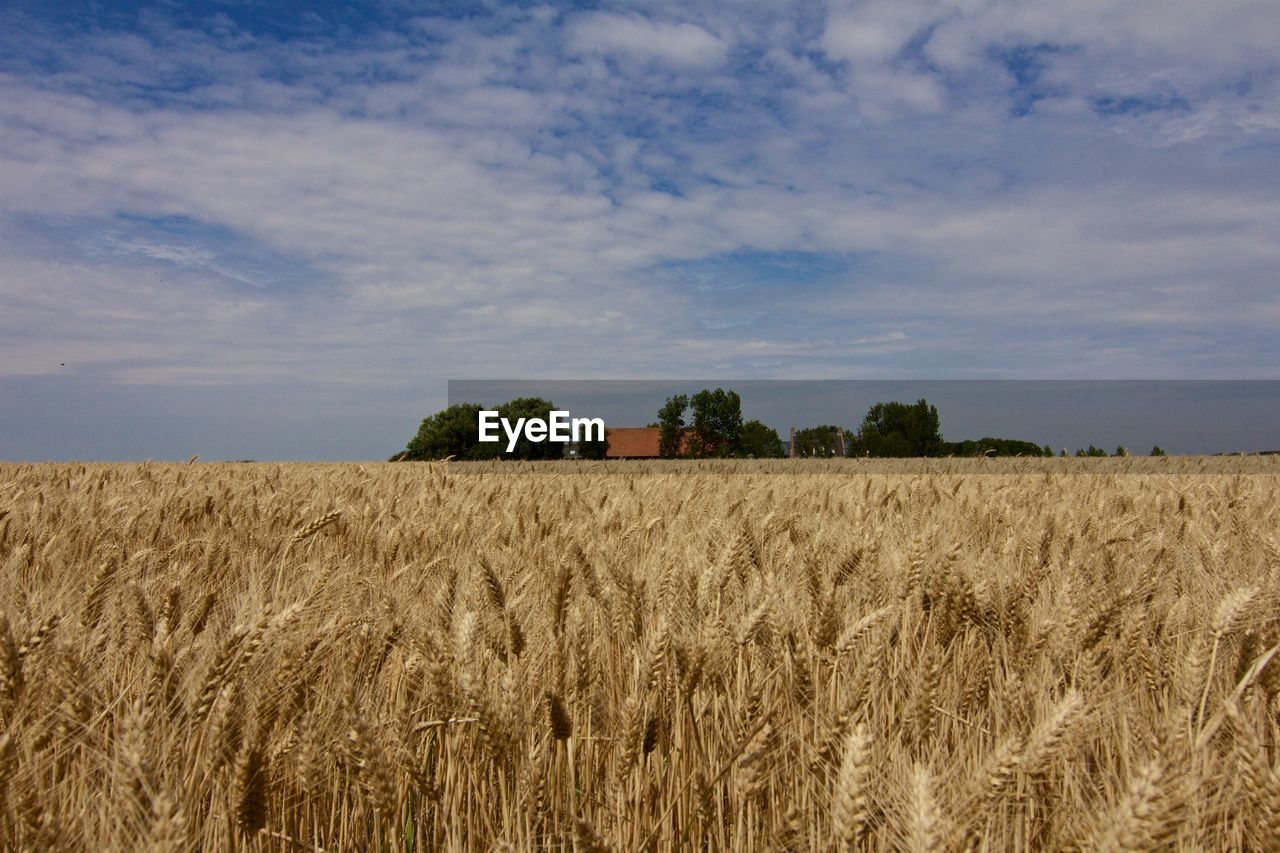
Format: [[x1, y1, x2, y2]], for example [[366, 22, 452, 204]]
[[1, 458, 1279, 851]]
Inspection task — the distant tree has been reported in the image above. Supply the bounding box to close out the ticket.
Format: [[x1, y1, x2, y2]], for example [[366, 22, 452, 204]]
[[401, 403, 498, 461], [657, 394, 689, 458], [849, 399, 944, 457], [687, 388, 744, 458], [575, 429, 609, 459], [1076, 445, 1108, 457], [793, 425, 844, 457], [1150, 445, 1167, 457], [400, 398, 572, 462], [739, 420, 784, 457], [944, 438, 1047, 457], [496, 397, 561, 460], [1114, 446, 1128, 457], [1043, 445, 1054, 457], [655, 389, 746, 458]]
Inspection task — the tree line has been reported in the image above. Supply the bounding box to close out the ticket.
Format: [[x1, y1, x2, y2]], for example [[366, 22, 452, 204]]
[[787, 399, 1165, 458], [393, 398, 608, 461], [655, 388, 783, 458], [394, 392, 1164, 460]]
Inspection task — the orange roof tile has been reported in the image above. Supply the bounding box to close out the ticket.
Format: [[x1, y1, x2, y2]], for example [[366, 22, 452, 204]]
[[604, 427, 662, 458]]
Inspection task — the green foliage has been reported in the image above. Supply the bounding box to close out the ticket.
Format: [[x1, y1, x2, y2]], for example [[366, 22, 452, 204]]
[[842, 399, 1051, 458], [400, 397, 563, 461], [688, 388, 744, 458], [848, 399, 944, 457], [1150, 445, 1167, 457], [1075, 445, 1109, 457], [401, 403, 499, 461], [657, 394, 688, 459], [793, 425, 844, 457], [495, 397, 562, 460], [656, 389, 747, 458], [944, 438, 1049, 457], [738, 420, 784, 458], [575, 429, 609, 459]]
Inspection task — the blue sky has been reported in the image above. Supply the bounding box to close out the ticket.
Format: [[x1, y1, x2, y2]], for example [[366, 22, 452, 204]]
[[1, 1, 1278, 458]]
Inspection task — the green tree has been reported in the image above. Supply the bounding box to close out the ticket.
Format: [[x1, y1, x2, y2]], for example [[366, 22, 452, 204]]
[[688, 388, 744, 458], [401, 403, 498, 461], [944, 437, 1048, 457], [1150, 445, 1167, 457], [849, 399, 944, 457], [793, 425, 844, 457], [575, 429, 609, 459], [657, 394, 688, 458], [495, 397, 561, 460], [738, 420, 783, 458]]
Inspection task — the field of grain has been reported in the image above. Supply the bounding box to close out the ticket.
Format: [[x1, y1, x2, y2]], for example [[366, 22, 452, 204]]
[[1, 458, 1279, 851]]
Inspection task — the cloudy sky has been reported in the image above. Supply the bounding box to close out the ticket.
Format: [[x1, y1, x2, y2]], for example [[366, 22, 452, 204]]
[[1, 0, 1278, 459]]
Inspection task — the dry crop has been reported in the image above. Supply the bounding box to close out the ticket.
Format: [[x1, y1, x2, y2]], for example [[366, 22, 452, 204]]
[[1, 457, 1279, 850]]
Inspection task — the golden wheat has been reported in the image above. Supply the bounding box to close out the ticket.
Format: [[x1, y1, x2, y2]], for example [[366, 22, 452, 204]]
[[0, 456, 1277, 849]]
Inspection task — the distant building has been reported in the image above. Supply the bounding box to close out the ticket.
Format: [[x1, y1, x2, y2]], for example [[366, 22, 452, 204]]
[[604, 427, 662, 459], [561, 426, 694, 459]]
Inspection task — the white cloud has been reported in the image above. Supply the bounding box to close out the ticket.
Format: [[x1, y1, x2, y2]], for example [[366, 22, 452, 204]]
[[821, 3, 933, 65], [566, 12, 729, 68]]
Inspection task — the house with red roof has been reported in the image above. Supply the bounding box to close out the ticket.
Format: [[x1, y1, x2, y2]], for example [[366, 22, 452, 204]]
[[603, 427, 662, 459], [564, 426, 691, 459]]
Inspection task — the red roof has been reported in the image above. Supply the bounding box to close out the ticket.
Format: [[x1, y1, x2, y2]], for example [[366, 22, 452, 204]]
[[605, 427, 661, 458], [603, 428, 698, 458]]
